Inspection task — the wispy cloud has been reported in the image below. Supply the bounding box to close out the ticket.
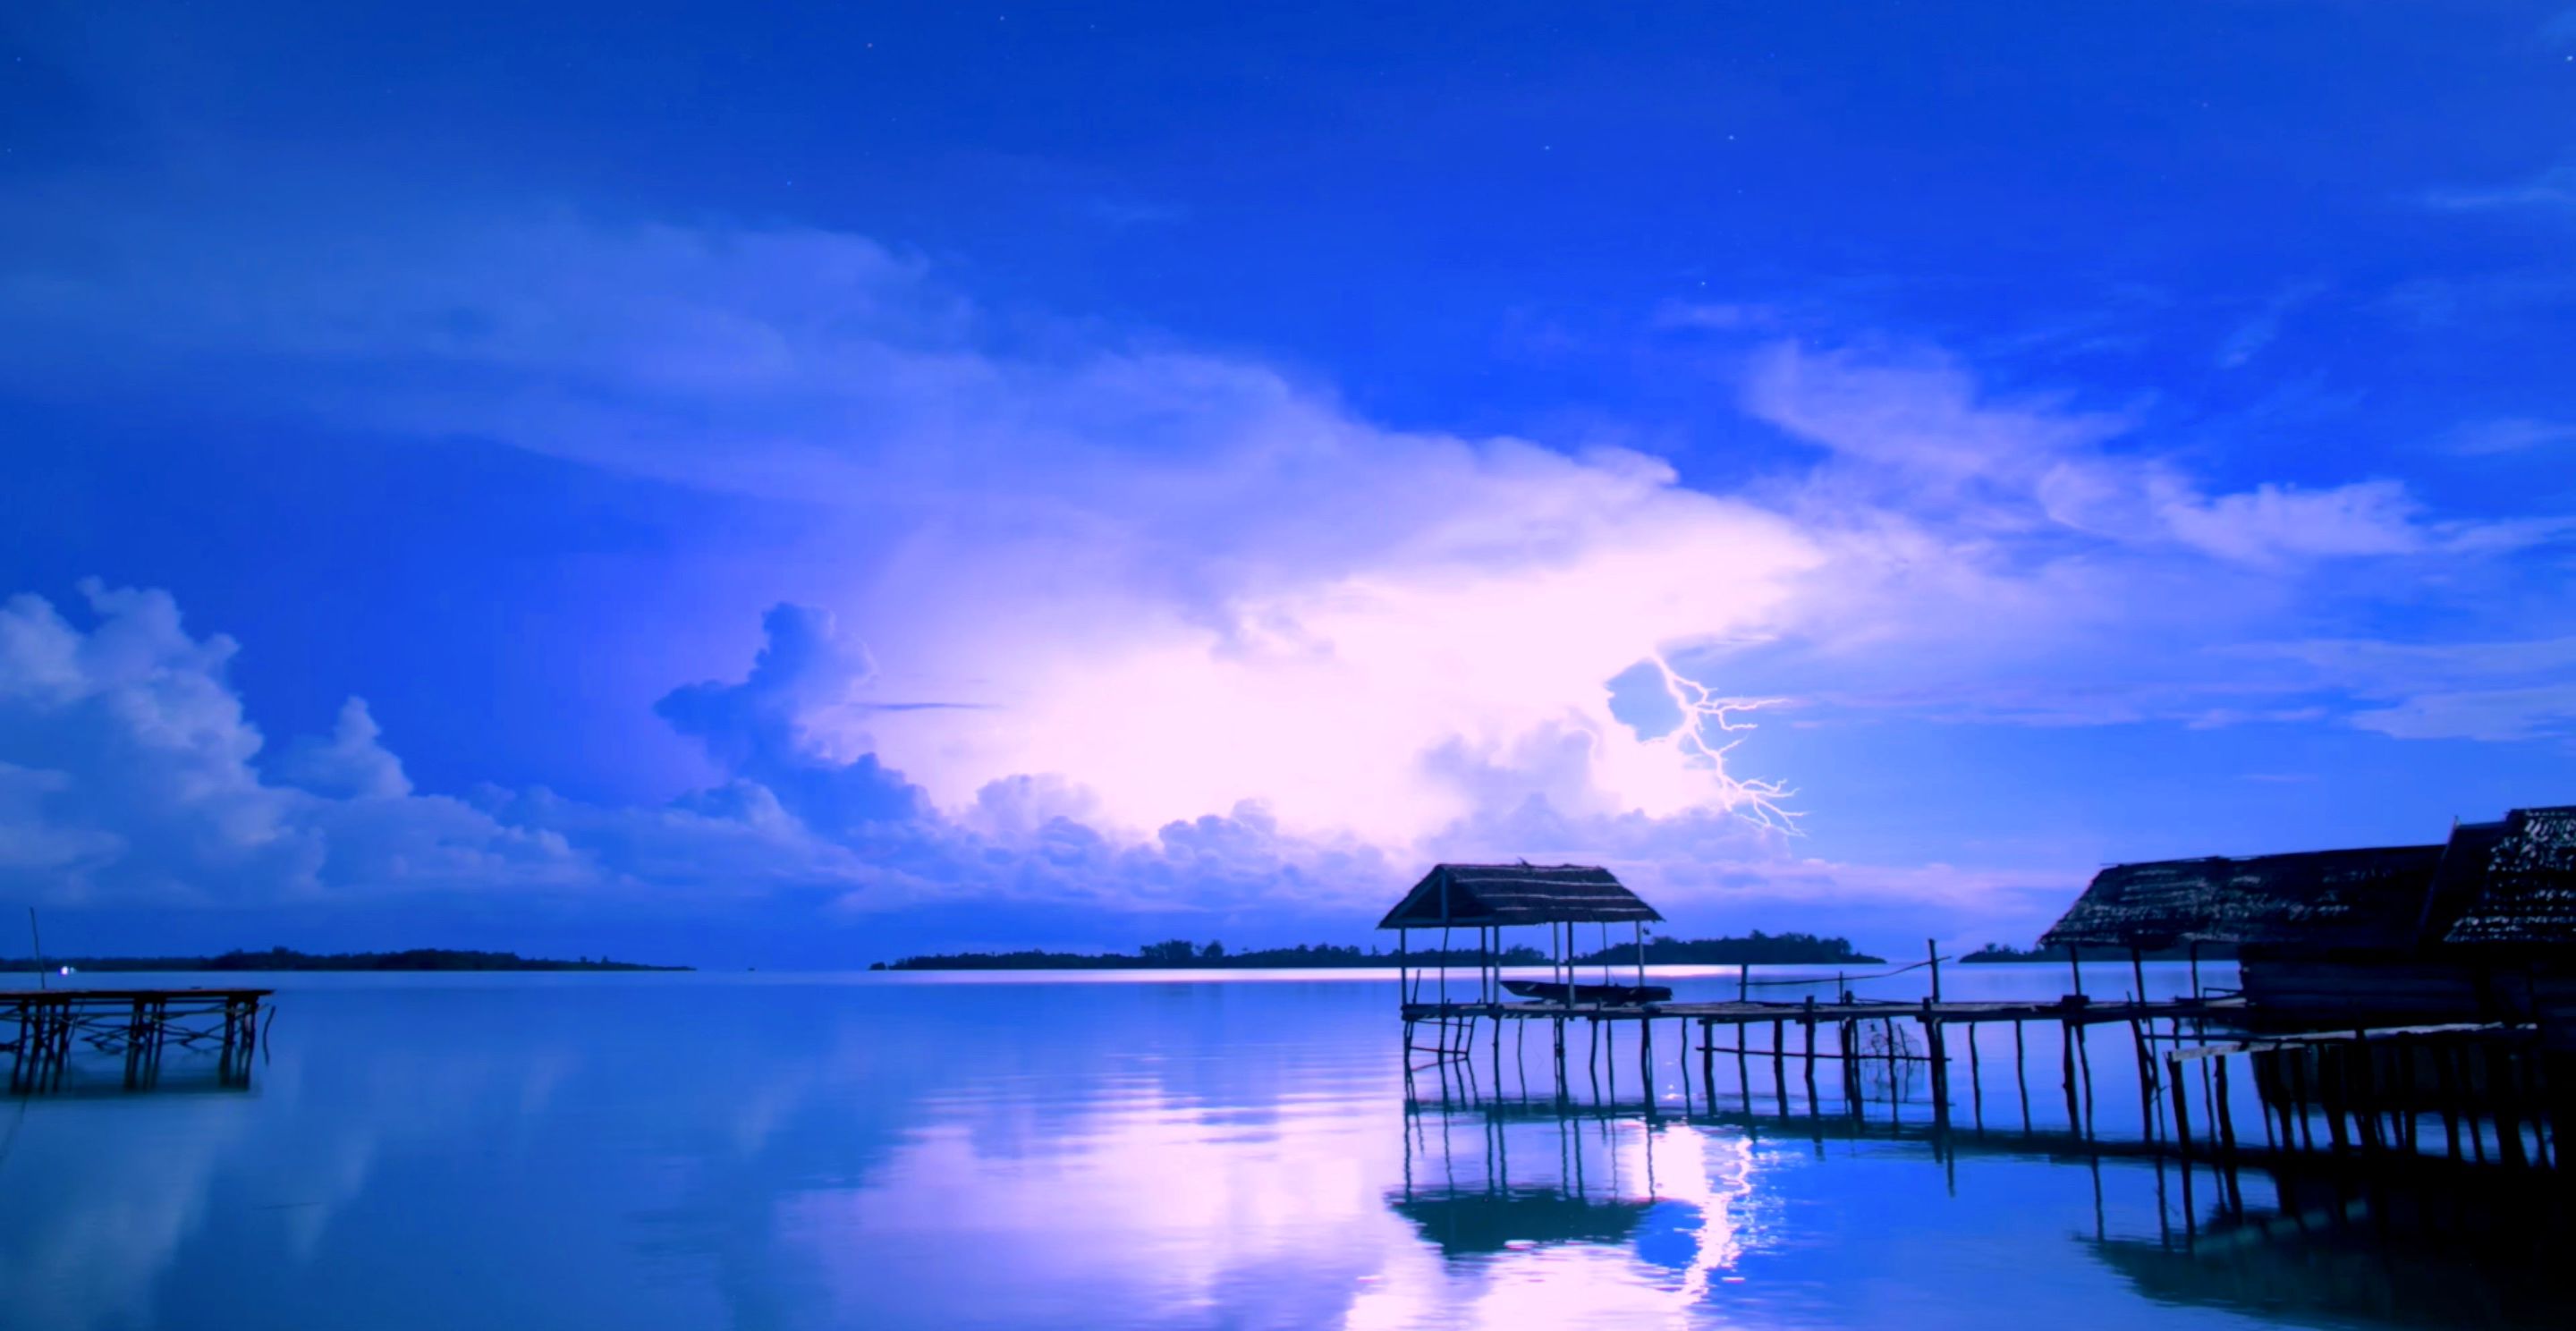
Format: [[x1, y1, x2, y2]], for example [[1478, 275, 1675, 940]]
[[2420, 159, 2576, 214], [2213, 281, 2326, 369], [2233, 637, 2576, 742], [2445, 417, 2576, 454]]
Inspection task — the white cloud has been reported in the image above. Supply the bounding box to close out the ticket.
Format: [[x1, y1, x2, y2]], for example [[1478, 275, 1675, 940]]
[[2154, 479, 2425, 564], [272, 698, 411, 799], [1743, 341, 2126, 483]]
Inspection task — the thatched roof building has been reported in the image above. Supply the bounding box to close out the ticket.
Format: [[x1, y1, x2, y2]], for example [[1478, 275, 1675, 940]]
[[2041, 804, 2576, 958], [1376, 864, 1662, 930], [2442, 805, 2576, 946], [2039, 844, 2446, 954]]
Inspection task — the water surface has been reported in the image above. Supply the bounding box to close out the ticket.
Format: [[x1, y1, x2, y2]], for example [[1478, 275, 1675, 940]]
[[0, 966, 2559, 1329]]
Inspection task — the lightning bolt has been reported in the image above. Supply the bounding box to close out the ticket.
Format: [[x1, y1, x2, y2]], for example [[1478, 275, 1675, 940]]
[[1650, 655, 1802, 835]]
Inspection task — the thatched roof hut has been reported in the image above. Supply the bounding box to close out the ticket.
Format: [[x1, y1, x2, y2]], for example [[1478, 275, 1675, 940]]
[[2039, 844, 2446, 954], [1376, 864, 1662, 929], [2442, 806, 2576, 946]]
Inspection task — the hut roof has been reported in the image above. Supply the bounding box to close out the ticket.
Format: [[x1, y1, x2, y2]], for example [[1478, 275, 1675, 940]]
[[1375, 864, 1662, 929], [2415, 818, 2511, 940], [2441, 806, 2576, 945], [2039, 844, 2445, 953]]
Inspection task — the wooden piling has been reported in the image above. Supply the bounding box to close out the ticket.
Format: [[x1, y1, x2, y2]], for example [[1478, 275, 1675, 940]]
[[2014, 1020, 2032, 1132], [1771, 1019, 1789, 1116], [1967, 1023, 1984, 1129], [1802, 1004, 1820, 1115], [2130, 1019, 2158, 1142]]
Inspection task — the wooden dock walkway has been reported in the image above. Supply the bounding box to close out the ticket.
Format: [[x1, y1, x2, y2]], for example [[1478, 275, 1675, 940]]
[[1401, 995, 2248, 1024], [4, 987, 271, 1093], [1395, 990, 2563, 1172]]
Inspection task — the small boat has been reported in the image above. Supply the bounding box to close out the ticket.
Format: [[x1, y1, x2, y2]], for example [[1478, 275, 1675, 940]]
[[1502, 979, 1673, 1005]]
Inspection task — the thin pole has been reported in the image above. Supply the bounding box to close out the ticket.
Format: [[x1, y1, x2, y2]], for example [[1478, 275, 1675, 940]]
[[1634, 920, 1646, 988], [30, 907, 44, 991], [1927, 938, 1942, 1004], [1440, 925, 1452, 1006], [2014, 1020, 2032, 1132], [1802, 1004, 1819, 1113], [1968, 1023, 1983, 1128]]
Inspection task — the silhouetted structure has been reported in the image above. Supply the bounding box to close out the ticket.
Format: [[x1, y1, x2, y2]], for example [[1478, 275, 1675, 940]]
[[2040, 805, 2576, 1038], [1377, 863, 1668, 1018], [2029, 804, 2575, 1174], [1383, 816, 2572, 1175], [4, 987, 267, 1093]]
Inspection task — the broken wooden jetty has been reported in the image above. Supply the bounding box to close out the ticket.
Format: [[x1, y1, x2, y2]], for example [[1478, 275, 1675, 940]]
[[1382, 854, 2570, 1172], [4, 987, 270, 1094]]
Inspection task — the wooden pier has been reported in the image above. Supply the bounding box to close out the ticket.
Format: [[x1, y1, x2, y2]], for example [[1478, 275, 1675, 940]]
[[1377, 859, 2571, 1174], [1398, 990, 2564, 1174], [4, 988, 270, 1093]]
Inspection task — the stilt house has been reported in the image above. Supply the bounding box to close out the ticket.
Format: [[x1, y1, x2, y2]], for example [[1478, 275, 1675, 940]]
[[1377, 863, 1664, 1006], [2040, 805, 2576, 1037]]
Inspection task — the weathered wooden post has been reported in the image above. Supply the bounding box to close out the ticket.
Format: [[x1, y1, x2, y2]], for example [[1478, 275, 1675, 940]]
[[2131, 1018, 2159, 1142], [1700, 1019, 1717, 1115], [2015, 1020, 2033, 1132], [1802, 999, 1820, 1114], [1967, 1023, 1984, 1130]]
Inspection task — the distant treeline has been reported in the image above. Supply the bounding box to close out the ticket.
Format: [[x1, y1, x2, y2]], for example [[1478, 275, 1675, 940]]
[[874, 941, 1513, 971], [1, 947, 690, 973], [1958, 942, 2237, 964], [1573, 932, 1882, 966], [877, 932, 1880, 971]]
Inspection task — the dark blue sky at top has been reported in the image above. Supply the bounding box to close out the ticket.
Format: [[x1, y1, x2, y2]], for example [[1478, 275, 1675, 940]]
[[3, 2, 2573, 961]]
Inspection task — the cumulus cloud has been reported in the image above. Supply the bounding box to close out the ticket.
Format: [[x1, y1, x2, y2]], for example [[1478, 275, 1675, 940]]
[[0, 579, 2074, 950], [0, 581, 586, 906], [0, 584, 1411, 932], [272, 698, 411, 799]]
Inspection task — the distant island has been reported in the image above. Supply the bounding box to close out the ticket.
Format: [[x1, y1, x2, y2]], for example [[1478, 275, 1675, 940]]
[[1, 947, 690, 973], [877, 932, 1879, 971], [1958, 941, 2235, 963], [1573, 931, 1883, 966]]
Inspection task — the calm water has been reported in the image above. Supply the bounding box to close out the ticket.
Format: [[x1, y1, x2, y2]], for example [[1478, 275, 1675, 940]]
[[1, 965, 2562, 1330]]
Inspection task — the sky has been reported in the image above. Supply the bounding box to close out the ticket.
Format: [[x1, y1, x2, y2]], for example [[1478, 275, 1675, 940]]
[[3, 2, 2572, 966]]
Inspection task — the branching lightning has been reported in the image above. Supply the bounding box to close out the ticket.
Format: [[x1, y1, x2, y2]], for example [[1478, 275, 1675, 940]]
[[1650, 655, 1803, 835]]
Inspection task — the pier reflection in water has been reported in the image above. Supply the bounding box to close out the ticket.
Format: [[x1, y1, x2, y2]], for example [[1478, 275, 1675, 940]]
[[1392, 1106, 1759, 1307], [1396, 1072, 2576, 1331]]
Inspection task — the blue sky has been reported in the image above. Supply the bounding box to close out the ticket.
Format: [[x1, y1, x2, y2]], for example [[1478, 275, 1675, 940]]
[[3, 2, 2572, 964]]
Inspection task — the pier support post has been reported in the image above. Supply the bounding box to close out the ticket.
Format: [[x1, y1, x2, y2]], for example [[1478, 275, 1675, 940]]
[[1801, 1002, 1819, 1115], [1690, 1024, 1710, 1117], [2014, 1020, 2032, 1132], [1772, 1020, 1789, 1116], [1967, 1023, 1983, 1131]]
